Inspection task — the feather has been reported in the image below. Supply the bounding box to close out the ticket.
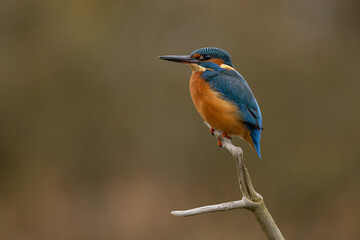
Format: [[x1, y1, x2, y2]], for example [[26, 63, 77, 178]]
[[202, 69, 262, 129], [202, 68, 263, 158]]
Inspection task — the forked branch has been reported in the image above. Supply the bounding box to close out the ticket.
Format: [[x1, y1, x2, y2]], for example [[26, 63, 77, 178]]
[[171, 122, 285, 240]]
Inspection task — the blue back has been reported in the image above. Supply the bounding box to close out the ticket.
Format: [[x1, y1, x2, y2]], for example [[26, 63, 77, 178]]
[[202, 68, 263, 158]]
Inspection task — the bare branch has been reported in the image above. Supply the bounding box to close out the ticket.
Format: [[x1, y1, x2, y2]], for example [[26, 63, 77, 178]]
[[171, 198, 254, 217], [171, 122, 285, 240]]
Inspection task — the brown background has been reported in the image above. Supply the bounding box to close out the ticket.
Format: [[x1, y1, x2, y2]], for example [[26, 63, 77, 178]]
[[1, 0, 360, 239]]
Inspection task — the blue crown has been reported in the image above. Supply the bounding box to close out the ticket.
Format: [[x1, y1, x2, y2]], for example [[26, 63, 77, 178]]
[[191, 47, 233, 66]]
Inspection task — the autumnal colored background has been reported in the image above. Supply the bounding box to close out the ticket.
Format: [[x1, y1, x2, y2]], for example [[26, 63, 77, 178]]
[[1, 0, 359, 239]]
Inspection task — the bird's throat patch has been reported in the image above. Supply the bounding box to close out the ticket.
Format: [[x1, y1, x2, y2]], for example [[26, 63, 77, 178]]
[[188, 63, 206, 72]]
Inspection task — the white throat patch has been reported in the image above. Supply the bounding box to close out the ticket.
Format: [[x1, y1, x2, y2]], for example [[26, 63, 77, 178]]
[[188, 63, 206, 72]]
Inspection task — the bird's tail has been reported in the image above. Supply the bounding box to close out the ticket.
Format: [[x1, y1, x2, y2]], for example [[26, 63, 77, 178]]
[[249, 128, 262, 159]]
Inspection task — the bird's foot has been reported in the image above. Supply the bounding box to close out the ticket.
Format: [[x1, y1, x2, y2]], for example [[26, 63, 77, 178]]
[[217, 133, 232, 148], [210, 128, 215, 136], [221, 133, 232, 140]]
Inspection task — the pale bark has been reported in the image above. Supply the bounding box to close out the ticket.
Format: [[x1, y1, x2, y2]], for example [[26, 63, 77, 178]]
[[171, 122, 285, 240]]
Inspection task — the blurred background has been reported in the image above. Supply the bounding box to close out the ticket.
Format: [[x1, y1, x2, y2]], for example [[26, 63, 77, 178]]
[[1, 0, 359, 239]]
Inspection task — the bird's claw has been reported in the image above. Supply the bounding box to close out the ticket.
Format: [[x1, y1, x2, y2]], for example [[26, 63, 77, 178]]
[[217, 140, 223, 148], [217, 134, 231, 148], [221, 133, 232, 140], [210, 128, 215, 136]]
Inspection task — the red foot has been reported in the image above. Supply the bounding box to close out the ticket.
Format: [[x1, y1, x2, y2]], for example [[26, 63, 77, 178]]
[[221, 133, 232, 140], [210, 128, 215, 136], [217, 133, 232, 148]]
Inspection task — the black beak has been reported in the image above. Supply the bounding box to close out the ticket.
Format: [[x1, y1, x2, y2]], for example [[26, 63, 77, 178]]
[[158, 55, 200, 64]]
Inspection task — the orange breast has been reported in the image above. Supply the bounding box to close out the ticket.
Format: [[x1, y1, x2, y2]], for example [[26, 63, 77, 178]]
[[189, 72, 252, 143]]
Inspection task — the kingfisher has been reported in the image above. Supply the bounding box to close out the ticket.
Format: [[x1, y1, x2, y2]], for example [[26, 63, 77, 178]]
[[159, 47, 263, 158]]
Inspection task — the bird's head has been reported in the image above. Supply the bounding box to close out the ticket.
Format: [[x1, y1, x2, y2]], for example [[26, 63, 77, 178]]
[[159, 47, 234, 72]]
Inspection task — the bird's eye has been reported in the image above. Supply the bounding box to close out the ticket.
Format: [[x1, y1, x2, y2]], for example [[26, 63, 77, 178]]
[[204, 55, 211, 60], [199, 55, 211, 61]]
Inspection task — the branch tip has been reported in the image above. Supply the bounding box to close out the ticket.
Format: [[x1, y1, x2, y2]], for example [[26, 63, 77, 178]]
[[170, 121, 285, 239]]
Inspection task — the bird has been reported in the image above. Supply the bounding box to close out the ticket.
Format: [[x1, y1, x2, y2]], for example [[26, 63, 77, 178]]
[[159, 47, 263, 158]]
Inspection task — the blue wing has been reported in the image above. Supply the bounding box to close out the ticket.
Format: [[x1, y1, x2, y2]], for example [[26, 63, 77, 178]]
[[202, 69, 262, 129], [202, 68, 263, 158]]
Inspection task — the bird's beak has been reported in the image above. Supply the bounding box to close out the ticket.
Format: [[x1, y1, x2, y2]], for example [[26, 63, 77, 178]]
[[158, 55, 200, 64]]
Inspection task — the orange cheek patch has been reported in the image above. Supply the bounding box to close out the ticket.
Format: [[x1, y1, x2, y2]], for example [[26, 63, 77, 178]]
[[192, 54, 201, 59], [206, 58, 224, 65]]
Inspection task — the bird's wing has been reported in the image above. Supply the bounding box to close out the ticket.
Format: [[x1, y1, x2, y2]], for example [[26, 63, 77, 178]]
[[202, 69, 262, 129]]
